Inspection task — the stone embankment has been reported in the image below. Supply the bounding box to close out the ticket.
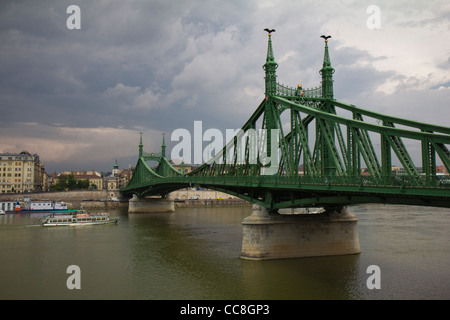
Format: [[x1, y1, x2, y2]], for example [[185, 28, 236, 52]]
[[0, 189, 250, 209], [0, 190, 124, 209], [173, 198, 249, 208], [167, 189, 250, 208]]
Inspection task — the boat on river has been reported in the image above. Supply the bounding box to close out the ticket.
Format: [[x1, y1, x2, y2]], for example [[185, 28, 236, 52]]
[[0, 201, 20, 213], [1, 200, 69, 213], [20, 200, 69, 213], [41, 210, 118, 227]]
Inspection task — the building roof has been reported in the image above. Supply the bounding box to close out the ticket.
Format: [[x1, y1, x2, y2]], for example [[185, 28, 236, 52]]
[[59, 173, 101, 179], [0, 151, 39, 160]]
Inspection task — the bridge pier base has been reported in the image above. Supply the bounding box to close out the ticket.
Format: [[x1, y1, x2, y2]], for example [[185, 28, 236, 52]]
[[241, 204, 360, 260], [128, 195, 175, 213]]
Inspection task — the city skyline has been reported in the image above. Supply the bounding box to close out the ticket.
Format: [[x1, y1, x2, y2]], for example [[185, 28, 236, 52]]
[[1, 0, 449, 172]]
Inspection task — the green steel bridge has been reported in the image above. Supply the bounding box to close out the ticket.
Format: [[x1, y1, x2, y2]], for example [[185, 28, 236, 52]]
[[121, 31, 450, 213]]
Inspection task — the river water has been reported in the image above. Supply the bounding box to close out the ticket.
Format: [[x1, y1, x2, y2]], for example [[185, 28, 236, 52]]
[[0, 204, 449, 300]]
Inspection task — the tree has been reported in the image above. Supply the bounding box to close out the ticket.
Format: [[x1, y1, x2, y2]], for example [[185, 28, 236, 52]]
[[66, 174, 77, 190], [50, 183, 64, 191], [76, 179, 89, 190], [52, 174, 91, 190]]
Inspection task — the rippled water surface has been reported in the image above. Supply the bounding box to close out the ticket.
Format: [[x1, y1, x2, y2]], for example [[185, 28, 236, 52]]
[[0, 204, 449, 299]]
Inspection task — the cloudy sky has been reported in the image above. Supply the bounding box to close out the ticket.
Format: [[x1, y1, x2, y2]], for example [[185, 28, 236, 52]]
[[1, 0, 449, 173]]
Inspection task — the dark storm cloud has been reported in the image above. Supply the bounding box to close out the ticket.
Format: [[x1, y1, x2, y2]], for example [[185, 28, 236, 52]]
[[0, 0, 255, 131], [0, 0, 448, 172]]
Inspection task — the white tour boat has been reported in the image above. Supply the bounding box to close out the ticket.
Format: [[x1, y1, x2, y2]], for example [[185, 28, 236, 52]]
[[41, 210, 118, 227]]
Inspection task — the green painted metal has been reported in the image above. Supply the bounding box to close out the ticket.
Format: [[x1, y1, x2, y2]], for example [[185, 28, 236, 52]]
[[121, 31, 450, 211], [263, 29, 278, 96]]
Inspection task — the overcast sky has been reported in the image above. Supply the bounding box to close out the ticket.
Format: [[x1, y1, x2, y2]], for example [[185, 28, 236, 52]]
[[1, 0, 449, 173]]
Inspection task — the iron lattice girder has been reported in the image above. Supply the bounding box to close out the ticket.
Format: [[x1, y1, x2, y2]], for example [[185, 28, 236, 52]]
[[271, 96, 450, 179], [332, 100, 450, 134], [121, 32, 450, 209], [253, 95, 450, 180], [121, 94, 450, 209], [121, 174, 450, 209], [272, 96, 450, 143]]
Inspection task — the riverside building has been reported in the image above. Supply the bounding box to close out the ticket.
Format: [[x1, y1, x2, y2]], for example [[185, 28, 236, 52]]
[[0, 151, 46, 193]]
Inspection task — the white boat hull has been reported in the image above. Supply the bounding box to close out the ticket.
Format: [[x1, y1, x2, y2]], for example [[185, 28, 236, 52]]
[[42, 219, 118, 227], [41, 210, 118, 227]]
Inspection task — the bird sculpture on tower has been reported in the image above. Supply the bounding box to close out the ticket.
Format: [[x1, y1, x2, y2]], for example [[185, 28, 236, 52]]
[[264, 28, 276, 35]]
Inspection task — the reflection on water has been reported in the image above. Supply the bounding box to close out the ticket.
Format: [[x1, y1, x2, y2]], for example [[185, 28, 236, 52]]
[[0, 204, 449, 299], [241, 254, 363, 300]]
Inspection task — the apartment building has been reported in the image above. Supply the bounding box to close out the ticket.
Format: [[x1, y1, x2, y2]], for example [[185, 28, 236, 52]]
[[0, 151, 46, 193]]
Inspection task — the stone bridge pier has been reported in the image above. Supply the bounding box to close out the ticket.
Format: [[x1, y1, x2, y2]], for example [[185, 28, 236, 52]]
[[241, 204, 360, 260], [128, 195, 175, 213]]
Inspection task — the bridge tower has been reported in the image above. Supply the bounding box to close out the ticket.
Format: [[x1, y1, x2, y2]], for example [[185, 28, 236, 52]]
[[263, 29, 278, 96], [128, 133, 175, 213], [241, 31, 360, 260], [318, 35, 337, 178], [320, 35, 334, 99], [138, 132, 143, 157], [262, 29, 281, 188]]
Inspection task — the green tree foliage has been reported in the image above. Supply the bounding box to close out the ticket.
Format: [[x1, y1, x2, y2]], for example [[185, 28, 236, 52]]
[[50, 174, 91, 191]]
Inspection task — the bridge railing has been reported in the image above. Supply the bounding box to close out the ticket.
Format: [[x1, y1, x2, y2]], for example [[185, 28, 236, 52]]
[[276, 83, 322, 98], [157, 173, 450, 190]]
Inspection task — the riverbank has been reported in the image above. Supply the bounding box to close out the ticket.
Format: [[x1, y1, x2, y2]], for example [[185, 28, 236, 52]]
[[0, 190, 124, 209], [174, 198, 250, 208], [0, 189, 250, 209], [168, 189, 250, 207]]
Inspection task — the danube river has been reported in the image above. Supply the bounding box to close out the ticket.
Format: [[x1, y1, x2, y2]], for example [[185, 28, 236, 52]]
[[0, 204, 449, 300]]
